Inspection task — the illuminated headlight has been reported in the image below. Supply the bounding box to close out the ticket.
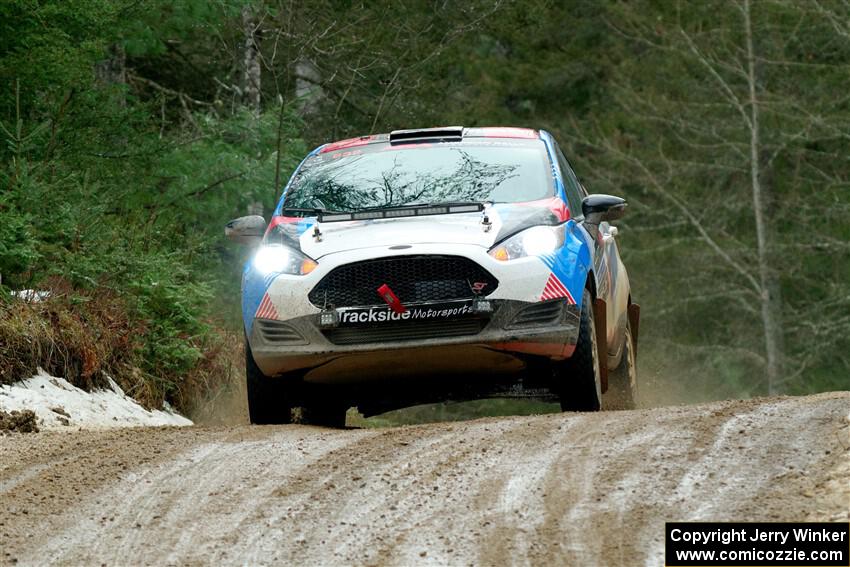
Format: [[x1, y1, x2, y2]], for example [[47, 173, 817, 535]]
[[253, 245, 317, 275], [488, 225, 565, 261]]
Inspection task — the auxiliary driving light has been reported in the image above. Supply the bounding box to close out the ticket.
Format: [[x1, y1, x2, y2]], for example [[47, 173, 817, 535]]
[[472, 299, 493, 314], [319, 310, 339, 328]]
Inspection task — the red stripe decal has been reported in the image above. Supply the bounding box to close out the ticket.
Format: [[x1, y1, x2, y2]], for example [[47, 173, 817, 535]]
[[255, 293, 279, 320], [540, 274, 576, 304], [319, 135, 377, 154]]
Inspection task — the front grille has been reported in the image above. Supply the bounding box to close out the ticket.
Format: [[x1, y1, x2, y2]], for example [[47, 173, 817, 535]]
[[324, 318, 487, 345], [508, 300, 565, 328], [256, 319, 308, 345], [308, 255, 498, 308]]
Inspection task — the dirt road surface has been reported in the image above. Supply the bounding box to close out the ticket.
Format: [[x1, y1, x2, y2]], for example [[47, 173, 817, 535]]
[[1, 392, 848, 566]]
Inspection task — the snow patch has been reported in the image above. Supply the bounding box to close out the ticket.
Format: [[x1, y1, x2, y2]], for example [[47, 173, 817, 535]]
[[0, 370, 192, 430], [11, 289, 51, 303]]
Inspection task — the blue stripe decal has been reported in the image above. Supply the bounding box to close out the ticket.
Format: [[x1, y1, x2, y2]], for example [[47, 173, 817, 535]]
[[242, 263, 277, 335], [296, 220, 313, 235], [538, 130, 567, 203], [537, 131, 592, 307], [537, 221, 591, 309]]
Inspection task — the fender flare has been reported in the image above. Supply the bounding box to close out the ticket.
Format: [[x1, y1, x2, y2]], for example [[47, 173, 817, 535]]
[[584, 271, 608, 393], [628, 302, 641, 360]]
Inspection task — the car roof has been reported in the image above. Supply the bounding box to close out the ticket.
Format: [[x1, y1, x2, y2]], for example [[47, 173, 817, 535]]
[[317, 126, 539, 154]]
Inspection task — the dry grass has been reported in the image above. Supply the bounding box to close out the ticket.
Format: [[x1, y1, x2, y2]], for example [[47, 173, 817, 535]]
[[0, 409, 39, 433], [0, 279, 239, 414], [0, 280, 138, 391]]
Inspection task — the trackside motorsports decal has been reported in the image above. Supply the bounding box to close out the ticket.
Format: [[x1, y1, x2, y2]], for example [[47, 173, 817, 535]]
[[338, 302, 475, 325]]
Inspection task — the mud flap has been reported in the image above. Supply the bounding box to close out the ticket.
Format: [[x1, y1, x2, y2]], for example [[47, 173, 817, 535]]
[[628, 303, 641, 360], [593, 298, 608, 393]]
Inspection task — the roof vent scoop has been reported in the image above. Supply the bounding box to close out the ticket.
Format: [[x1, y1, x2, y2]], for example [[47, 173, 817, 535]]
[[389, 126, 464, 145]]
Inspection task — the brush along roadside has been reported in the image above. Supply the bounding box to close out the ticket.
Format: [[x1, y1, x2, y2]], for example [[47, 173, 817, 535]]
[[0, 279, 239, 417]]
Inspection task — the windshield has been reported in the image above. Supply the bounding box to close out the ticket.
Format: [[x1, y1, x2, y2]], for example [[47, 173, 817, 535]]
[[283, 139, 553, 212]]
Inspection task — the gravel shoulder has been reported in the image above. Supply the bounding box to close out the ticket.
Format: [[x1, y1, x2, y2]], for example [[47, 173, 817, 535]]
[[1, 392, 848, 566]]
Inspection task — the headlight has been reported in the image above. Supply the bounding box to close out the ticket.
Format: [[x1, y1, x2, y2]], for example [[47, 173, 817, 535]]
[[253, 245, 317, 275], [489, 225, 565, 261]]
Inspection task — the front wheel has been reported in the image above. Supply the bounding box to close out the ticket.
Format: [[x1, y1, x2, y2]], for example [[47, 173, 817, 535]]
[[246, 340, 293, 425], [604, 325, 638, 410], [555, 289, 602, 412]]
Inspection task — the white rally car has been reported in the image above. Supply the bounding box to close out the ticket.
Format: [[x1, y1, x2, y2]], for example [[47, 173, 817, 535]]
[[226, 127, 639, 426]]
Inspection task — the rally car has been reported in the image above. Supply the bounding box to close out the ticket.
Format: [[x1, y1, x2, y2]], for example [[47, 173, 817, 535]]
[[226, 126, 639, 426]]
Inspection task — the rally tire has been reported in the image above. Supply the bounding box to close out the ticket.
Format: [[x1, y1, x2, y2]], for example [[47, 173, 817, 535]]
[[604, 325, 638, 410], [557, 289, 602, 412], [246, 340, 293, 425]]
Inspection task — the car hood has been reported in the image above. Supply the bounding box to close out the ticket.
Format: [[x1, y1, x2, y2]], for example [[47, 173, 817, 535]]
[[269, 199, 568, 259]]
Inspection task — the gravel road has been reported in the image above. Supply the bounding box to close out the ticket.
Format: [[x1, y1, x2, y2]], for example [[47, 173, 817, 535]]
[[1, 392, 848, 566]]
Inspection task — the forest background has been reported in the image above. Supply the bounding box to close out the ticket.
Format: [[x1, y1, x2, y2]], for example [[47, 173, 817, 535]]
[[1, 0, 847, 418]]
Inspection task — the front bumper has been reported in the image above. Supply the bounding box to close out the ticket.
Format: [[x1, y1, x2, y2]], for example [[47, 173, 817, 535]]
[[250, 298, 580, 381], [244, 242, 587, 382]]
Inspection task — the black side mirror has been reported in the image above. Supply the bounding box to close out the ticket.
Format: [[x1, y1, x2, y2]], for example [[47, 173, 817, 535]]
[[225, 215, 266, 245], [582, 194, 626, 224]]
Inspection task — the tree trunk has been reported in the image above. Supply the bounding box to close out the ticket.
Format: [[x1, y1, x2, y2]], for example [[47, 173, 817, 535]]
[[242, 5, 263, 215], [743, 0, 783, 394], [95, 43, 126, 107], [295, 57, 322, 116], [241, 5, 261, 114]]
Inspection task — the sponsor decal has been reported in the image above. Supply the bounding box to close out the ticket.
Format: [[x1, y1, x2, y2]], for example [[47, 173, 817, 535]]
[[339, 302, 474, 326], [470, 281, 489, 294]]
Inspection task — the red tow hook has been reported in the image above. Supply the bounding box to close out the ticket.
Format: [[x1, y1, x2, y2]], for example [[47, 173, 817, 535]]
[[377, 284, 407, 314]]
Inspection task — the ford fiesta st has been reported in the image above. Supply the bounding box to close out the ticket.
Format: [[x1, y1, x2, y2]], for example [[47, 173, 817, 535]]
[[226, 126, 639, 426]]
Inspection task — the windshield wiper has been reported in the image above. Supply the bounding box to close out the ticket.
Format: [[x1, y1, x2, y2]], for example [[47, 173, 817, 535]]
[[352, 200, 490, 213], [279, 206, 345, 217]]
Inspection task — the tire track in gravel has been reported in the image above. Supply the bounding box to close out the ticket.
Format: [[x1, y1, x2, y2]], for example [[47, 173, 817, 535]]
[[246, 420, 525, 567], [0, 392, 847, 567], [30, 427, 379, 566]]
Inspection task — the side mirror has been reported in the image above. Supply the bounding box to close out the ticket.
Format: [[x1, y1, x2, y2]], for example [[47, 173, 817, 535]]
[[582, 194, 626, 225], [225, 215, 266, 245]]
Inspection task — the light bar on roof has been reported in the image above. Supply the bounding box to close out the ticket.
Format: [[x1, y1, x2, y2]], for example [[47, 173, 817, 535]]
[[318, 203, 483, 223]]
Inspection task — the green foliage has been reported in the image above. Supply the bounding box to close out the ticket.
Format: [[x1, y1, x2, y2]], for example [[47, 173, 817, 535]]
[[121, 1, 248, 57], [0, 1, 308, 408], [0, 100, 305, 404], [0, 197, 38, 282], [0, 0, 117, 118]]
